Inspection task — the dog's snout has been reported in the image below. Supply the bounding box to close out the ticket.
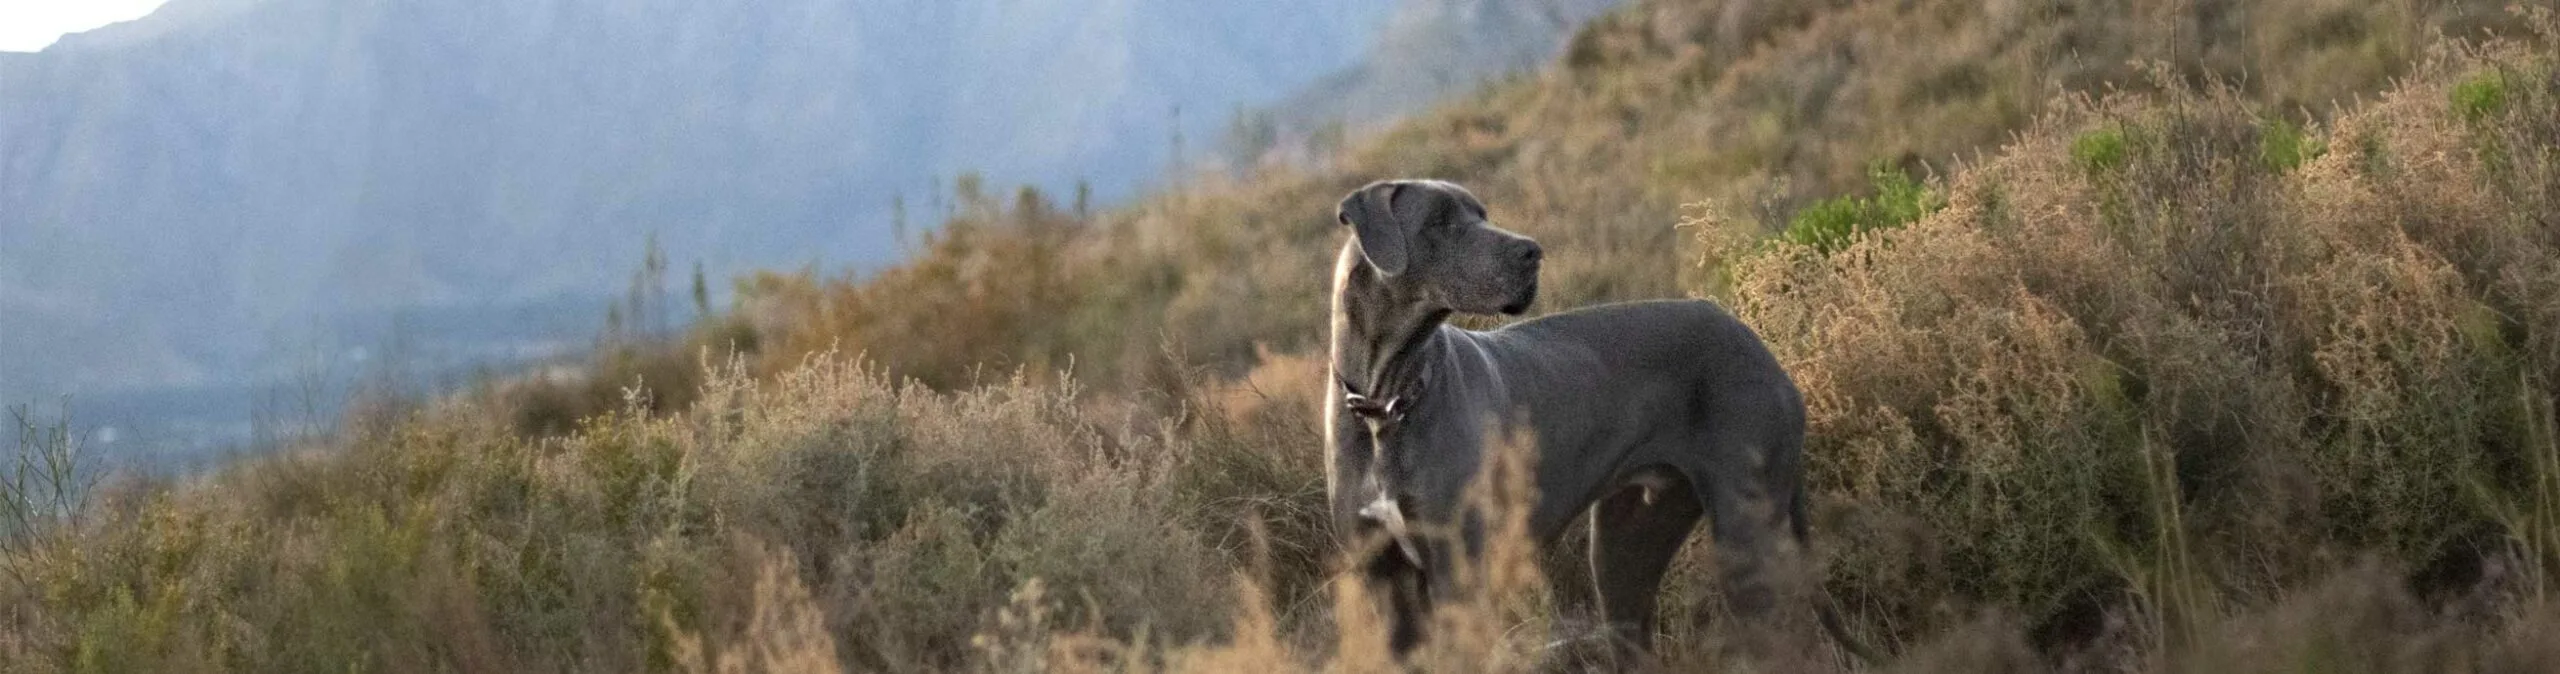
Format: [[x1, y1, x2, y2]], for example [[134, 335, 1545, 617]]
[[1514, 240, 1544, 265]]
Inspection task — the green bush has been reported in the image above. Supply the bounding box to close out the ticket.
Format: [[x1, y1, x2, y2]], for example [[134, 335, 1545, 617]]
[[2072, 124, 2132, 176], [1780, 164, 1945, 255], [2258, 118, 2324, 173], [2452, 69, 2511, 123]]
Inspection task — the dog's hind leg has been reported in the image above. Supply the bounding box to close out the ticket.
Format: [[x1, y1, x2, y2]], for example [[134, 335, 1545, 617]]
[[1699, 450, 1815, 661], [1588, 468, 1703, 660]]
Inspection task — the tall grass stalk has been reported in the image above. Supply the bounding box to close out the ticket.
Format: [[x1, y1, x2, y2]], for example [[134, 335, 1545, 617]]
[[2097, 432, 2215, 662], [1, 402, 91, 586], [2479, 379, 2560, 602]]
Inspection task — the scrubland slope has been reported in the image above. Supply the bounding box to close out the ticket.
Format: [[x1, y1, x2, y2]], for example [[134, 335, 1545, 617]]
[[725, 0, 2526, 394]]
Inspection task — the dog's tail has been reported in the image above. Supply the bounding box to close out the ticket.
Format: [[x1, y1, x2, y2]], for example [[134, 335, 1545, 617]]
[[1792, 489, 1884, 665]]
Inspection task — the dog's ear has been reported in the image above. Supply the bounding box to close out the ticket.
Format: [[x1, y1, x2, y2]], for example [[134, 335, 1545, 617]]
[[1338, 181, 1410, 275]]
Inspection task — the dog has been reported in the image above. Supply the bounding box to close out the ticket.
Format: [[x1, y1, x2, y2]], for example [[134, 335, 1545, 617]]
[[1324, 179, 1867, 663]]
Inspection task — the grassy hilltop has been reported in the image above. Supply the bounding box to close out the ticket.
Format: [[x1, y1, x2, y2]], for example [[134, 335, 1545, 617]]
[[8, 1, 2560, 672]]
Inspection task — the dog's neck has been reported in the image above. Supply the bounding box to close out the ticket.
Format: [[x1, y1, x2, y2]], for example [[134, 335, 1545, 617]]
[[1331, 244, 1450, 405]]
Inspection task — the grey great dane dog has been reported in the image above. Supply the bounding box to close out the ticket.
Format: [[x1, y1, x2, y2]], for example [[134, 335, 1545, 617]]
[[1324, 179, 1865, 662]]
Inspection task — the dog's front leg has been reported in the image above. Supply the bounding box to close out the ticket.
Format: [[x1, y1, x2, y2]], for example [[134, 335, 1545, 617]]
[[1361, 526, 1434, 657], [1325, 408, 1377, 539]]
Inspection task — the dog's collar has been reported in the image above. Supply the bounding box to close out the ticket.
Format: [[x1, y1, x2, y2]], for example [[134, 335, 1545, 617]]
[[1339, 315, 1440, 424], [1338, 374, 1416, 423]]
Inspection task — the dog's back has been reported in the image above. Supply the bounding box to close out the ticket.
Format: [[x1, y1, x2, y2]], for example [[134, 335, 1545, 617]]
[[1438, 298, 1805, 535]]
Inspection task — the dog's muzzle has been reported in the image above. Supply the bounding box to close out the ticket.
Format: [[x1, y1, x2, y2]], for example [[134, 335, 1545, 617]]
[[1500, 281, 1538, 315]]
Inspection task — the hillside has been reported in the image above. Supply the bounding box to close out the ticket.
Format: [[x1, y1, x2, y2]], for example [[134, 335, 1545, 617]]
[[6, 0, 2558, 672], [725, 0, 2534, 394]]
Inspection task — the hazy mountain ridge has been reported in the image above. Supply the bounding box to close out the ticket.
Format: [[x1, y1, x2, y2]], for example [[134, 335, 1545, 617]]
[[1263, 0, 1624, 146], [2, 0, 1442, 405]]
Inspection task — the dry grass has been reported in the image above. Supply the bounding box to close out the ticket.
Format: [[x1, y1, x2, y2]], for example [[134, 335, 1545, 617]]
[[0, 356, 1268, 673]]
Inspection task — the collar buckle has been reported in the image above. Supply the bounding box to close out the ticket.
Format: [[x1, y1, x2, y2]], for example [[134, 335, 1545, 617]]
[[1339, 375, 1412, 423], [1343, 392, 1407, 422]]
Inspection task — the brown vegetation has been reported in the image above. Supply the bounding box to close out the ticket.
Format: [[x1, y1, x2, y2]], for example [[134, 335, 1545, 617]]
[[1712, 30, 2560, 659]]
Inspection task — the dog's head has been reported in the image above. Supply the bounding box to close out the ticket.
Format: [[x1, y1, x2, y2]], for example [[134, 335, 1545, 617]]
[[1337, 180, 1542, 315]]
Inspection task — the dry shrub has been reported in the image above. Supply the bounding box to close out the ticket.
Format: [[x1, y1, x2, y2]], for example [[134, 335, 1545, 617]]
[[684, 357, 1238, 671], [669, 545, 845, 674], [1877, 613, 2043, 674], [2173, 562, 2456, 673], [0, 353, 1266, 672], [498, 342, 710, 437], [729, 184, 1099, 391], [1164, 572, 1307, 674], [1713, 27, 2560, 657], [1136, 431, 1589, 674], [1166, 348, 1333, 625], [2163, 555, 2560, 674]]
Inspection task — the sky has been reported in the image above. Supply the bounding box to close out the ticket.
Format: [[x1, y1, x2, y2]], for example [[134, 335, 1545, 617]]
[[0, 0, 169, 52]]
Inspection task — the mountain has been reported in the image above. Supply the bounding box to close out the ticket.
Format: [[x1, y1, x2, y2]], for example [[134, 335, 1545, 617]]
[[0, 0, 1609, 429], [1252, 0, 1622, 156]]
